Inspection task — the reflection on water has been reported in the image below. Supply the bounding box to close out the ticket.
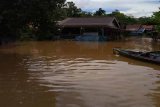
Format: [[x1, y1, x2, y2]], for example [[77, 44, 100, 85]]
[[0, 37, 160, 107]]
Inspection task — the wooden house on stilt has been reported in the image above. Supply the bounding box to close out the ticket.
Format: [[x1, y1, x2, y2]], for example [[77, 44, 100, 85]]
[[58, 17, 121, 41]]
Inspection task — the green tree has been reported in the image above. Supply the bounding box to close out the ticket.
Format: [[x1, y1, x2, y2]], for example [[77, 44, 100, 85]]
[[94, 8, 106, 16], [108, 9, 137, 25], [79, 11, 93, 17], [152, 8, 160, 24], [138, 17, 155, 25], [0, 0, 65, 41], [152, 8, 160, 32], [64, 2, 82, 17]]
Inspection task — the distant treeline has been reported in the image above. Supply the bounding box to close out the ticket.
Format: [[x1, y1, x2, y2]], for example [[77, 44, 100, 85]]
[[0, 0, 160, 41]]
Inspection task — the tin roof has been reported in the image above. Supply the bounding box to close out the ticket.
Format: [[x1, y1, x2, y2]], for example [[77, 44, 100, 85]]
[[126, 24, 142, 31], [142, 25, 154, 30], [59, 17, 120, 29]]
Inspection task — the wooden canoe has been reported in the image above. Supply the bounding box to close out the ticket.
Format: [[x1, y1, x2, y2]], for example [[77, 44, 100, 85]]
[[113, 48, 160, 65]]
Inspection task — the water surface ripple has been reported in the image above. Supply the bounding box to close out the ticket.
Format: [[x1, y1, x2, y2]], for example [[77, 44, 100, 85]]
[[0, 37, 160, 107]]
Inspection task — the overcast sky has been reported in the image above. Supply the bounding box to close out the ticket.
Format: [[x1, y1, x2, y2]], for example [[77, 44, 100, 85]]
[[66, 0, 160, 18]]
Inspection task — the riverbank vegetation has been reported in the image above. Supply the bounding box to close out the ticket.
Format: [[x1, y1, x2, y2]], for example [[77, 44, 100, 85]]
[[0, 1, 160, 43]]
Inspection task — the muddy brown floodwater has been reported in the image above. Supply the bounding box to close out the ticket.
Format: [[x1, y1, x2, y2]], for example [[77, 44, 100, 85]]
[[0, 37, 160, 107]]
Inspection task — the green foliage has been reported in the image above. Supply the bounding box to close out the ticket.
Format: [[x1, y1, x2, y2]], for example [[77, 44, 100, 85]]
[[94, 8, 106, 16], [64, 2, 82, 17], [19, 27, 35, 41], [152, 8, 160, 32], [137, 8, 160, 26], [108, 10, 137, 25], [155, 25, 160, 32], [63, 2, 94, 17], [0, 0, 65, 41], [138, 17, 154, 24], [80, 11, 93, 17], [153, 8, 160, 24]]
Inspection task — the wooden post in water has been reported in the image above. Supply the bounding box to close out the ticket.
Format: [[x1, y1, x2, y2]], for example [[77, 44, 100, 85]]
[[102, 27, 104, 37], [152, 31, 159, 41], [80, 27, 83, 35]]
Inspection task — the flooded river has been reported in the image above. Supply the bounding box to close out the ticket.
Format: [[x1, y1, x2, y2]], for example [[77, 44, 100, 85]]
[[0, 37, 160, 107]]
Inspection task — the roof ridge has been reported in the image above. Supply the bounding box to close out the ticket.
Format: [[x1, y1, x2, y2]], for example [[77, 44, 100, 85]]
[[67, 16, 115, 19], [59, 17, 120, 29], [59, 18, 71, 25]]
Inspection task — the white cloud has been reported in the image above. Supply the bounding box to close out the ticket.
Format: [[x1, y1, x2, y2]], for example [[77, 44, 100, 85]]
[[66, 0, 160, 17]]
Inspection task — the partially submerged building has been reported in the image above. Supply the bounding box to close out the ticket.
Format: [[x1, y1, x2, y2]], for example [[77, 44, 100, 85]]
[[126, 24, 145, 36], [58, 17, 121, 41], [142, 25, 155, 33], [126, 24, 155, 36]]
